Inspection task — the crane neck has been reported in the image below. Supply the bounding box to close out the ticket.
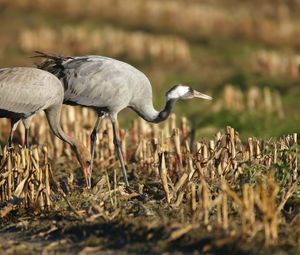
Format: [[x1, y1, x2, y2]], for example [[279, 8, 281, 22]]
[[151, 98, 176, 123], [45, 106, 87, 169], [134, 98, 177, 124]]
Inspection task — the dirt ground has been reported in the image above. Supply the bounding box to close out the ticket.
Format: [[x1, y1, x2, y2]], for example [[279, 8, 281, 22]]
[[1, 162, 299, 255]]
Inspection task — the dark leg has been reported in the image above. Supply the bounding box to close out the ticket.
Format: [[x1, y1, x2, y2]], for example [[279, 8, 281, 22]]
[[8, 119, 19, 148], [23, 117, 32, 148], [25, 127, 30, 148], [110, 116, 129, 187], [90, 113, 104, 177]]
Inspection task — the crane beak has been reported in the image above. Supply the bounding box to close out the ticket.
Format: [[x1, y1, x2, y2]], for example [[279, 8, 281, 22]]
[[83, 166, 91, 189], [75, 142, 92, 188], [193, 90, 213, 100]]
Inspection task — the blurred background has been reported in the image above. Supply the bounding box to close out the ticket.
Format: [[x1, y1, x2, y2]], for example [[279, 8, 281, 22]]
[[0, 0, 300, 139]]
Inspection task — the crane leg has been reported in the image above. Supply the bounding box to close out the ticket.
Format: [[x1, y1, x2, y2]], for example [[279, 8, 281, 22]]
[[22, 117, 32, 148], [110, 116, 129, 187], [8, 119, 20, 148], [24, 128, 30, 148], [90, 113, 104, 177]]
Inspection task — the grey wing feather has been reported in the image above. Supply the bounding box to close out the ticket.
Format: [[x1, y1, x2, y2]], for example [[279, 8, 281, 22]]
[[61, 56, 152, 109], [37, 53, 154, 113], [61, 57, 129, 107], [0, 68, 62, 116]]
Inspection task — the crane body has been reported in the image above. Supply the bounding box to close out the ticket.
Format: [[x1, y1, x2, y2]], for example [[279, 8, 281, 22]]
[[0, 67, 91, 187], [36, 52, 212, 186]]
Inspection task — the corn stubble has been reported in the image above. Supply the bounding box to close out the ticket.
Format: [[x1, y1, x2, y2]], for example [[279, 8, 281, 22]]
[[0, 145, 53, 213], [0, 109, 299, 247]]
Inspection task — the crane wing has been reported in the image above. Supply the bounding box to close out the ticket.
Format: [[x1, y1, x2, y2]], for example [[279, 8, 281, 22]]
[[0, 68, 62, 117]]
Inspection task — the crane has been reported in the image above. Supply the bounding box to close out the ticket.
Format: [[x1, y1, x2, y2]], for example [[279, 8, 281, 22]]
[[0, 67, 91, 187], [35, 52, 212, 187]]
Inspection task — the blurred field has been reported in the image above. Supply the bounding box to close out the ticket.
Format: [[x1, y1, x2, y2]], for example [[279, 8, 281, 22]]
[[1, 0, 300, 138], [0, 1, 300, 254]]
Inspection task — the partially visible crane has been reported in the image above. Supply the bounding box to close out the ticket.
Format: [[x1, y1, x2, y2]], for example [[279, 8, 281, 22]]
[[0, 67, 91, 187], [35, 52, 212, 187]]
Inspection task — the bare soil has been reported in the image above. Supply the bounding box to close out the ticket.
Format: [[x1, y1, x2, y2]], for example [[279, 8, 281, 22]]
[[0, 163, 299, 255]]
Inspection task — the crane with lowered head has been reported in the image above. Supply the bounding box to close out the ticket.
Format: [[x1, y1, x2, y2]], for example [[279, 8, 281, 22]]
[[0, 67, 91, 187]]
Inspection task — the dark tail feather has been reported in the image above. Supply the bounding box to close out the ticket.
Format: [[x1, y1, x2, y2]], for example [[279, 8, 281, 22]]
[[32, 51, 74, 61], [31, 51, 72, 76]]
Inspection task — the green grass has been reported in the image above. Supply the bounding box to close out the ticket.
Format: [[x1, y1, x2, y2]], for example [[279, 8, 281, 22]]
[[197, 110, 300, 139]]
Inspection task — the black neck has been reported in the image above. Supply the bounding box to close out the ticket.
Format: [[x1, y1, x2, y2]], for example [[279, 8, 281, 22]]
[[151, 99, 176, 123]]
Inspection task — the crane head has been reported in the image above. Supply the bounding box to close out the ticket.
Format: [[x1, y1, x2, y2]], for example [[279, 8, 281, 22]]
[[76, 141, 92, 188], [166, 84, 212, 101]]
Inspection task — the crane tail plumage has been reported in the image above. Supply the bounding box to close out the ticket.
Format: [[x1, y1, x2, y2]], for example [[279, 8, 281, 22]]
[[32, 51, 72, 77], [32, 51, 72, 62]]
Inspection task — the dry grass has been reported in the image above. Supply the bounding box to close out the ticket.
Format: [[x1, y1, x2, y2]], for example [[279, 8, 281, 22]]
[[0, 145, 52, 214], [215, 85, 284, 118], [19, 26, 191, 64], [0, 109, 299, 248], [4, 0, 300, 46], [252, 50, 300, 79]]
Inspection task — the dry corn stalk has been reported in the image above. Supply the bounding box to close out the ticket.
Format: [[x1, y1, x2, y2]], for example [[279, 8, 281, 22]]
[[0, 108, 298, 247], [159, 153, 171, 204], [255, 173, 279, 245], [0, 145, 54, 212]]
